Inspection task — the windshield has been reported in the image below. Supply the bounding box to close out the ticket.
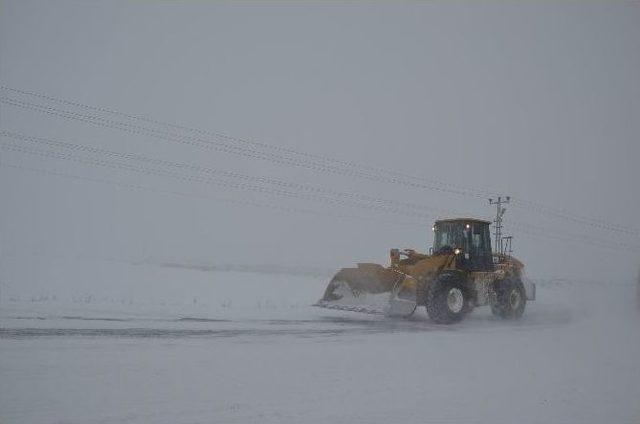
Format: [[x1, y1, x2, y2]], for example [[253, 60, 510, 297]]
[[433, 222, 465, 252]]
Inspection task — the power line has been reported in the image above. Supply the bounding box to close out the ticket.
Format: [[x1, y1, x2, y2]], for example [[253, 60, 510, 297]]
[[0, 161, 426, 229], [3, 158, 638, 255], [0, 96, 489, 199], [3, 130, 639, 254], [0, 85, 496, 198], [510, 198, 638, 237], [512, 224, 640, 253], [0, 140, 449, 222], [2, 85, 637, 237], [0, 129, 471, 220]]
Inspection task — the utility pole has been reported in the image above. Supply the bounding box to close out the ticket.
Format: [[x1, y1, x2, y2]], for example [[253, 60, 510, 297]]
[[489, 196, 510, 255]]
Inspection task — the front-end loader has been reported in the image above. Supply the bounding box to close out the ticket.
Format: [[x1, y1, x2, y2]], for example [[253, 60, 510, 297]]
[[316, 218, 535, 324]]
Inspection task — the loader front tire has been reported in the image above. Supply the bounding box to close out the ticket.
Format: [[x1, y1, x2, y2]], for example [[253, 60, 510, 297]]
[[491, 278, 526, 319], [425, 275, 470, 324]]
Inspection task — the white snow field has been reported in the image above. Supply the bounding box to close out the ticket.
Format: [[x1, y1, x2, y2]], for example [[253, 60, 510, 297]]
[[1, 264, 639, 424]]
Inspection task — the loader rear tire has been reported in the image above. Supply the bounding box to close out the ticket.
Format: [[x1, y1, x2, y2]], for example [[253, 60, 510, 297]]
[[491, 278, 526, 319], [425, 275, 471, 324]]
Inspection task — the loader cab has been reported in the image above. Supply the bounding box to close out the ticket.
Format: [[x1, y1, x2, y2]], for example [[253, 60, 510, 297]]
[[432, 219, 493, 272]]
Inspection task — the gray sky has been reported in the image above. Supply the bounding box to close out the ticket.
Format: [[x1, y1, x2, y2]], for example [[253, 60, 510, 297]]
[[1, 1, 639, 285]]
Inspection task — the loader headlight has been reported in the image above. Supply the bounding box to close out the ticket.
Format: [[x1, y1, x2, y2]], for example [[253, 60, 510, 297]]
[[454, 248, 462, 255]]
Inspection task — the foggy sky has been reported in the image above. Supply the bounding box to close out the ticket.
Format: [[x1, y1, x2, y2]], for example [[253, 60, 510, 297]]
[[1, 0, 639, 289]]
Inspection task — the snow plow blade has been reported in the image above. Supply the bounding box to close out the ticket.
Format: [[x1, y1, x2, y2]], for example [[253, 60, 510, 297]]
[[315, 263, 418, 317]]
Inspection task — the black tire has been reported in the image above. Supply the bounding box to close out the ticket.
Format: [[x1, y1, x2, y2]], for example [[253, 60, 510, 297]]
[[425, 274, 471, 324], [491, 278, 526, 319]]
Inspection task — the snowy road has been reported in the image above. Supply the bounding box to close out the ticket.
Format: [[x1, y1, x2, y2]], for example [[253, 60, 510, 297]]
[[1, 272, 639, 424]]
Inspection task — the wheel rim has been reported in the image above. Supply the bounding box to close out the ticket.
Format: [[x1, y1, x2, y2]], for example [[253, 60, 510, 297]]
[[447, 288, 464, 313], [509, 289, 521, 310]]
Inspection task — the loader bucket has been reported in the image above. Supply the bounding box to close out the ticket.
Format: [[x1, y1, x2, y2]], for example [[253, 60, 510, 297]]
[[317, 263, 418, 317]]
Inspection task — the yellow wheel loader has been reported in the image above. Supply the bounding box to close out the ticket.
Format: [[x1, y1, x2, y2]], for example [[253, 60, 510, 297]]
[[316, 218, 535, 324]]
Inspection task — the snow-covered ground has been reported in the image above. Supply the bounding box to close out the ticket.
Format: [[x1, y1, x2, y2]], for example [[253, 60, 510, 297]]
[[1, 266, 639, 424]]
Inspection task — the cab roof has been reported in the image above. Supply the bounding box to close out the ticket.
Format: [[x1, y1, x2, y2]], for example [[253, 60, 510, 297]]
[[434, 218, 491, 225]]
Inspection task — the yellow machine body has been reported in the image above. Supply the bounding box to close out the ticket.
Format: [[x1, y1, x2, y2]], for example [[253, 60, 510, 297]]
[[317, 218, 532, 320]]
